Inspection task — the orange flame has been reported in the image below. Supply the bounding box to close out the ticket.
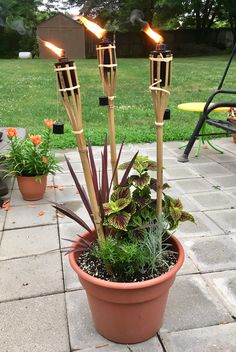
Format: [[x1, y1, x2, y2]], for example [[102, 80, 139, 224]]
[[77, 16, 106, 39], [44, 41, 64, 57], [143, 23, 163, 44]]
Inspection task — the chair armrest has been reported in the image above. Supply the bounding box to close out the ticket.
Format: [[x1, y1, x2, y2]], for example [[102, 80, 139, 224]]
[[203, 89, 236, 115]]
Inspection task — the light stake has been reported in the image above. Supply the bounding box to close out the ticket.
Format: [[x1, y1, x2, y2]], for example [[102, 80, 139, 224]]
[[45, 40, 105, 240], [78, 17, 118, 186]]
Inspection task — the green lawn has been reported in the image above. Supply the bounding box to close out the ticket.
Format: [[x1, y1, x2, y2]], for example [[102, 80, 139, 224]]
[[0, 56, 235, 148]]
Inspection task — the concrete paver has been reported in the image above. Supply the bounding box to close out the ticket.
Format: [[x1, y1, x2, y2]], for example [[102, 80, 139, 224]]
[[0, 252, 63, 302], [0, 225, 59, 260], [161, 275, 233, 333], [184, 235, 236, 272], [161, 323, 236, 352], [1, 137, 236, 351], [0, 293, 70, 352]]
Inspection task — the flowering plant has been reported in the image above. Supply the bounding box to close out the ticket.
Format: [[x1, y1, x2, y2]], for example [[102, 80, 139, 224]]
[[5, 119, 60, 179]]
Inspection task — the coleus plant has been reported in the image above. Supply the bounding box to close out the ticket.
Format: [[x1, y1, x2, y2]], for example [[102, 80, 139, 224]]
[[53, 138, 194, 256]]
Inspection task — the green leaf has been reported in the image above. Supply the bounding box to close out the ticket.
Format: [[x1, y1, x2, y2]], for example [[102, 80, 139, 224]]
[[110, 186, 131, 202], [173, 198, 183, 210], [147, 160, 157, 170], [132, 188, 151, 208], [170, 207, 182, 222], [129, 172, 150, 189], [103, 202, 115, 216], [180, 211, 195, 223], [108, 211, 131, 231], [115, 198, 131, 211]]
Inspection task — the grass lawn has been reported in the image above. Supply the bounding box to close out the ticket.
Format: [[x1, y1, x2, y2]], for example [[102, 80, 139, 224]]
[[0, 56, 235, 148]]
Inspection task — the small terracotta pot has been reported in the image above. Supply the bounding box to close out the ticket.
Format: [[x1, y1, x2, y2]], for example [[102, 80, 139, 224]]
[[233, 134, 236, 143], [17, 175, 47, 201], [69, 230, 184, 344]]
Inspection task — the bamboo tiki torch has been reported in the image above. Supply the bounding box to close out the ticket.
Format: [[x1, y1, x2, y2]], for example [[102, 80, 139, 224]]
[[143, 25, 173, 217], [78, 17, 118, 186], [44, 41, 105, 240]]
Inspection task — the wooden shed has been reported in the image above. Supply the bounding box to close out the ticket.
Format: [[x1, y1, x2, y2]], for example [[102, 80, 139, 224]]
[[37, 13, 85, 59]]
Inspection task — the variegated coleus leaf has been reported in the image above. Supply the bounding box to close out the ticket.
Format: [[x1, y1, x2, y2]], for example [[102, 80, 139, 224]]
[[169, 206, 182, 222], [110, 186, 131, 202], [132, 187, 151, 208], [129, 172, 150, 190], [119, 155, 157, 173], [180, 211, 195, 223], [103, 197, 131, 216], [107, 211, 131, 231]]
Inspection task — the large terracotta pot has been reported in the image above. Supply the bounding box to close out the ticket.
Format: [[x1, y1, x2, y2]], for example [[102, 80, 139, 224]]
[[69, 230, 184, 344], [17, 175, 47, 201]]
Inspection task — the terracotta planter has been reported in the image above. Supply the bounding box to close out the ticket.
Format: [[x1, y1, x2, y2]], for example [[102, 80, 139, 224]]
[[69, 230, 184, 344], [17, 175, 47, 201], [233, 134, 236, 143]]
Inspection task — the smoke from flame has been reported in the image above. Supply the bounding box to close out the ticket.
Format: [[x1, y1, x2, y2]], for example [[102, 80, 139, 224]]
[[75, 15, 106, 39], [44, 41, 64, 57], [129, 9, 163, 44]]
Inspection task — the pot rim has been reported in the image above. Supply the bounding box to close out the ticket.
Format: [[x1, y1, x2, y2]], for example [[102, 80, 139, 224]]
[[69, 231, 184, 290]]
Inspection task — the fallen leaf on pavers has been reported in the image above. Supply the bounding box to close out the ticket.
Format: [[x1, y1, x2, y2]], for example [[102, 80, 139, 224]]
[[27, 204, 36, 208], [46, 185, 54, 190], [37, 211, 45, 217], [95, 344, 109, 348], [2, 199, 11, 211], [58, 186, 64, 191], [56, 212, 64, 218]]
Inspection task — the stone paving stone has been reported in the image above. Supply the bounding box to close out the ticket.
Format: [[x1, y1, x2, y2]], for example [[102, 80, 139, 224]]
[[183, 236, 236, 273], [10, 188, 56, 206], [161, 275, 233, 333], [62, 254, 82, 291], [163, 157, 182, 168], [186, 190, 236, 211], [4, 204, 57, 230], [177, 254, 199, 276], [221, 161, 236, 174], [164, 167, 200, 180], [54, 173, 85, 187], [207, 175, 236, 189], [176, 212, 223, 238], [190, 162, 233, 177], [206, 208, 236, 234], [207, 150, 236, 163], [58, 161, 83, 173], [170, 178, 216, 194], [0, 293, 70, 352], [204, 270, 236, 316], [128, 336, 164, 351], [0, 224, 59, 260], [0, 252, 63, 302], [161, 323, 236, 352], [55, 186, 83, 205]]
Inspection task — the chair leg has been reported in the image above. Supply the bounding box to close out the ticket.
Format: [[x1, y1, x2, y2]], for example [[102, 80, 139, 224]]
[[178, 113, 206, 162]]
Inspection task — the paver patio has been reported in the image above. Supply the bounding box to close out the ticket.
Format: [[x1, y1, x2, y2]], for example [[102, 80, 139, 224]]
[[1, 137, 236, 351]]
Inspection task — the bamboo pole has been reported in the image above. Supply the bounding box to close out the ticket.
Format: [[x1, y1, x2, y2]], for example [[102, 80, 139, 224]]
[[149, 53, 172, 217], [97, 44, 118, 186], [55, 62, 105, 240]]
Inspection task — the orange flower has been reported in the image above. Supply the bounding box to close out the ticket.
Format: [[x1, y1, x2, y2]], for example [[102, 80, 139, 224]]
[[30, 134, 42, 145], [44, 119, 53, 129], [42, 156, 48, 164], [7, 128, 17, 138]]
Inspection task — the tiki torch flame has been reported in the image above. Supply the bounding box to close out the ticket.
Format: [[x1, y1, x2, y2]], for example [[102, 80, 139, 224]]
[[77, 16, 106, 39], [44, 41, 64, 58], [143, 23, 163, 44]]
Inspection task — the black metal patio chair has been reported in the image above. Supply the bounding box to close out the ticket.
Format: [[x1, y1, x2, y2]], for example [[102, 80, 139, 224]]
[[178, 42, 236, 162]]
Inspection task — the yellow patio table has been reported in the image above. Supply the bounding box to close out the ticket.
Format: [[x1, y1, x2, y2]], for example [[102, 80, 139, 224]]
[[177, 102, 229, 157]]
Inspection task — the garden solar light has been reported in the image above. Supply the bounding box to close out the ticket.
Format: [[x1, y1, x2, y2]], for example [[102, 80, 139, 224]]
[[45, 40, 105, 241], [78, 16, 118, 186]]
